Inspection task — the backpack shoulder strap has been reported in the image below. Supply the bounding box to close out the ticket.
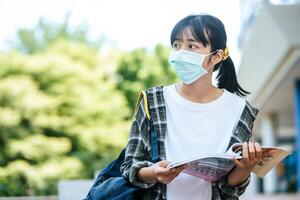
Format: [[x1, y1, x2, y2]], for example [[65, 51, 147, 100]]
[[145, 86, 165, 162], [134, 86, 165, 162], [134, 88, 161, 162], [134, 86, 164, 121], [134, 91, 151, 120]]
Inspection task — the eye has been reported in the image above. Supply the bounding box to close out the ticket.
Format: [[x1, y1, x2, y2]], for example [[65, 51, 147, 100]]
[[172, 42, 180, 49], [188, 44, 198, 49]]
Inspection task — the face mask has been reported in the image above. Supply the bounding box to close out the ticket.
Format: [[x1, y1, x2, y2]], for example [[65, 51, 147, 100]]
[[168, 49, 216, 84]]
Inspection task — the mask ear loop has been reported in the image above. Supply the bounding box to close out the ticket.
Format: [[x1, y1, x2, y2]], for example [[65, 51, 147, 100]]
[[203, 49, 221, 72]]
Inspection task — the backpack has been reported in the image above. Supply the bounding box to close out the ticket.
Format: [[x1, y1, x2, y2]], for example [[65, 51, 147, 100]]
[[83, 91, 159, 200]]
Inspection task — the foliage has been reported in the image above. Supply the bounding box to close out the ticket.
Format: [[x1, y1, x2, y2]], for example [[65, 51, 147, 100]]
[[0, 40, 129, 196], [116, 44, 177, 115], [0, 17, 176, 196], [12, 13, 99, 54]]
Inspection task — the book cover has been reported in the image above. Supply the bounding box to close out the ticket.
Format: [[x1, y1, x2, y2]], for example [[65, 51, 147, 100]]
[[167, 143, 291, 182]]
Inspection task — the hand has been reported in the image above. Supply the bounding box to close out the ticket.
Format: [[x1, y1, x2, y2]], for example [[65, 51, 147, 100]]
[[227, 142, 276, 186], [150, 161, 187, 184], [232, 142, 276, 172]]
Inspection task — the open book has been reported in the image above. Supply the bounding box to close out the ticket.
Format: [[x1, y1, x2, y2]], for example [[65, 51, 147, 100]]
[[167, 143, 291, 182]]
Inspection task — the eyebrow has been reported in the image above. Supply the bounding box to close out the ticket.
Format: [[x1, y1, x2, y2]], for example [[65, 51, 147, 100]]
[[174, 37, 200, 43], [187, 38, 199, 42]]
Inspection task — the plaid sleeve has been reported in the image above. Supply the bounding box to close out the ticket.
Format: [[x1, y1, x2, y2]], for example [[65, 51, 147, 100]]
[[216, 101, 259, 199], [120, 95, 156, 189], [217, 173, 250, 199]]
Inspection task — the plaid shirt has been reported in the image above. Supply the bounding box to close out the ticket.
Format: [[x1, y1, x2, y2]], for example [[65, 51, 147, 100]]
[[121, 86, 259, 200]]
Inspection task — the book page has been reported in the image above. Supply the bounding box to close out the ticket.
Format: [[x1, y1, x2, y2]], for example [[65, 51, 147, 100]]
[[182, 157, 235, 182], [252, 147, 291, 177], [167, 143, 291, 182], [227, 143, 291, 177], [167, 152, 239, 169]]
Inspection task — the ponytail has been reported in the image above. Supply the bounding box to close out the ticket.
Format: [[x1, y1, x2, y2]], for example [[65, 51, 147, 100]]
[[169, 14, 250, 96], [215, 56, 250, 97]]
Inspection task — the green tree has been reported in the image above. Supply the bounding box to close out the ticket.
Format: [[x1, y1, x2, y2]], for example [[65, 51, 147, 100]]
[[12, 13, 100, 54], [0, 39, 129, 196], [0, 16, 177, 196], [116, 44, 177, 116]]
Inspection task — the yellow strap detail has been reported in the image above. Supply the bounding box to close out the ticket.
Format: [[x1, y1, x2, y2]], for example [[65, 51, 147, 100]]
[[141, 91, 151, 120], [134, 91, 151, 120]]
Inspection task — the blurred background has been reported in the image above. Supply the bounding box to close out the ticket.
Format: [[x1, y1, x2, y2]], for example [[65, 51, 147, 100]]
[[0, 0, 299, 199]]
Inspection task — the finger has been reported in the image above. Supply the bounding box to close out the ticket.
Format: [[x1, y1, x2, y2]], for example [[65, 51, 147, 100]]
[[267, 149, 277, 155], [173, 169, 182, 178], [243, 142, 249, 163], [170, 168, 177, 173], [156, 167, 172, 175], [176, 164, 186, 172], [169, 165, 186, 178], [262, 151, 270, 157], [162, 172, 177, 182], [232, 157, 243, 168], [178, 166, 186, 173], [176, 170, 182, 176], [262, 148, 276, 155], [262, 150, 276, 159], [158, 175, 172, 184], [248, 142, 255, 162], [169, 167, 184, 176], [176, 164, 188, 170], [158, 160, 170, 168], [254, 143, 262, 162], [169, 170, 182, 182]]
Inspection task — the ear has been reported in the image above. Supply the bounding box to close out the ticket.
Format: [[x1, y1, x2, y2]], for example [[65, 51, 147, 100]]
[[212, 49, 224, 65]]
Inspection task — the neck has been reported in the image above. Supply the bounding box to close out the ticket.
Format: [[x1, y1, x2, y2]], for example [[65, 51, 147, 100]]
[[176, 74, 222, 103]]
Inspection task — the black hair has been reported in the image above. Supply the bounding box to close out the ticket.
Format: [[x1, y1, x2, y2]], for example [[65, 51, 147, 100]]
[[170, 14, 250, 97]]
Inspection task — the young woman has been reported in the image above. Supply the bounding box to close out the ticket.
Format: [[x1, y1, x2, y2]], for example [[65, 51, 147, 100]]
[[121, 14, 271, 200]]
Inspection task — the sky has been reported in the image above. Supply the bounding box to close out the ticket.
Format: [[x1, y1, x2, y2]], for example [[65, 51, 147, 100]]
[[0, 0, 243, 66]]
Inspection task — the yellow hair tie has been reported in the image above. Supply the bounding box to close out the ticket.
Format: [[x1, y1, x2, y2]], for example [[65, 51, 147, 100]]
[[223, 47, 229, 61]]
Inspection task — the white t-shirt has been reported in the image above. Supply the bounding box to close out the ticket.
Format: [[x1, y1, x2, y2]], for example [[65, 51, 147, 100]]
[[163, 84, 246, 200]]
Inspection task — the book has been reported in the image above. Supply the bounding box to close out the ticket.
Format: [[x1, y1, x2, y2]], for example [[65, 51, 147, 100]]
[[167, 143, 291, 182]]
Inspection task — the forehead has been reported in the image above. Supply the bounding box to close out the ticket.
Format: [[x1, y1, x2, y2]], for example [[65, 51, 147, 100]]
[[175, 27, 210, 45]]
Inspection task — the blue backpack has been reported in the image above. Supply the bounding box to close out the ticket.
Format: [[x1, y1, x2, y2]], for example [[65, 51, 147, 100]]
[[83, 91, 159, 200]]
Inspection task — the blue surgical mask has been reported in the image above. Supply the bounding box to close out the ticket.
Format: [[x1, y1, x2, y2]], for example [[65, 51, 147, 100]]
[[168, 49, 216, 84]]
